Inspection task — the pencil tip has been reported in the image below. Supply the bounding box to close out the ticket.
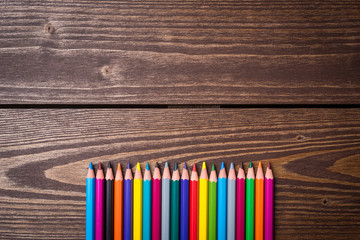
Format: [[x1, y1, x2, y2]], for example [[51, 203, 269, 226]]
[[221, 162, 225, 170], [211, 163, 215, 171], [98, 163, 102, 170], [174, 162, 178, 171], [136, 162, 141, 171], [146, 162, 150, 170], [89, 162, 93, 169], [258, 162, 262, 168], [155, 162, 159, 168], [165, 162, 169, 168], [127, 162, 130, 169], [202, 162, 206, 169], [268, 162, 271, 169], [249, 162, 253, 168], [108, 162, 111, 168], [240, 162, 243, 169], [184, 162, 187, 170], [230, 162, 234, 169], [192, 164, 197, 171], [117, 163, 121, 170]]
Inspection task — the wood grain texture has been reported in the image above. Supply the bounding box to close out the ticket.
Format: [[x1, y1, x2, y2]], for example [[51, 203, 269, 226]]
[[1, 0, 360, 104], [0, 108, 359, 239]]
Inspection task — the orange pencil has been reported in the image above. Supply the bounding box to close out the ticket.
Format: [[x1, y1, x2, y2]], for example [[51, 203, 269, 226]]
[[255, 162, 264, 240], [114, 163, 124, 240]]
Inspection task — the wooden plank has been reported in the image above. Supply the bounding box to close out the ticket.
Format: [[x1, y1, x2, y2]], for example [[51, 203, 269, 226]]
[[1, 0, 360, 104], [0, 108, 359, 239]]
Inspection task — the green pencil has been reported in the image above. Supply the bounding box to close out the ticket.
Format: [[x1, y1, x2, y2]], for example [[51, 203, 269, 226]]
[[246, 162, 255, 240], [171, 163, 180, 240], [209, 163, 217, 240]]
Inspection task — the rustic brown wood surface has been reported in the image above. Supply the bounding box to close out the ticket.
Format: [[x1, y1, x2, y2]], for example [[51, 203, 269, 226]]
[[0, 108, 359, 239], [1, 0, 360, 104]]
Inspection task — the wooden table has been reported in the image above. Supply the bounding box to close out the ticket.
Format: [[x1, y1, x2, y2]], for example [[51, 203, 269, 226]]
[[1, 0, 360, 239]]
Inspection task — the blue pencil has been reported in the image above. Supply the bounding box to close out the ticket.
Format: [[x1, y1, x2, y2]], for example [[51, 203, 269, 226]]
[[143, 163, 152, 240], [86, 162, 96, 240], [217, 162, 227, 239], [124, 163, 133, 240], [180, 162, 189, 240]]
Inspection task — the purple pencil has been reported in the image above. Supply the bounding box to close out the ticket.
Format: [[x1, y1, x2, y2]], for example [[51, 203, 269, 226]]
[[264, 162, 274, 240], [95, 163, 105, 240], [236, 162, 245, 240]]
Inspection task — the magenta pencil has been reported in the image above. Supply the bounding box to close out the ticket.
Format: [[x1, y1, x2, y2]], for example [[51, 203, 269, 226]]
[[152, 163, 162, 240], [95, 163, 105, 240], [236, 162, 245, 240], [264, 162, 274, 240]]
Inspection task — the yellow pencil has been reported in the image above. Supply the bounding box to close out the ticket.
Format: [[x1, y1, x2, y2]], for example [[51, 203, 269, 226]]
[[133, 162, 143, 240], [199, 162, 209, 240]]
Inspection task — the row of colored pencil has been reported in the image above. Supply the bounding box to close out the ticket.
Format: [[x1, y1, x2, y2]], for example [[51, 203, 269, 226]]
[[86, 161, 274, 240]]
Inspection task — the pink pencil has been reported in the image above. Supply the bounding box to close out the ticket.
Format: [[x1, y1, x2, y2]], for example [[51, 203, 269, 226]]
[[152, 163, 161, 240], [236, 162, 245, 240], [95, 163, 105, 240], [264, 162, 274, 240]]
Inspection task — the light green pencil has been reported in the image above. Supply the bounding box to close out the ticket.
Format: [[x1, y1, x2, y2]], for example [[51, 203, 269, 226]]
[[208, 164, 217, 240]]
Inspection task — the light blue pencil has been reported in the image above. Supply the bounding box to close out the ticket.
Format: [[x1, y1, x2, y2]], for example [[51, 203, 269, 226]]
[[161, 162, 171, 240], [227, 163, 236, 240], [86, 162, 95, 240], [143, 163, 152, 240], [217, 162, 227, 240]]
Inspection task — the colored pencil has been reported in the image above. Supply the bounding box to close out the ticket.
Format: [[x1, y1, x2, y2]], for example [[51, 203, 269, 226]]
[[143, 163, 152, 240], [86, 162, 96, 240], [227, 162, 236, 240], [161, 162, 171, 240], [199, 162, 208, 240], [264, 163, 274, 240], [246, 162, 255, 240], [105, 163, 114, 240], [114, 163, 123, 240], [124, 163, 133, 240], [171, 163, 180, 240], [255, 162, 264, 240], [180, 162, 189, 240], [152, 163, 161, 240], [134, 162, 143, 240], [236, 162, 245, 240], [95, 163, 105, 240], [208, 163, 217, 240], [217, 162, 227, 240], [189, 164, 198, 240]]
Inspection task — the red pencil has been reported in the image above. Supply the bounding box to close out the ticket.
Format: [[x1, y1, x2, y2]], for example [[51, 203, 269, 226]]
[[152, 163, 161, 240], [189, 164, 199, 240]]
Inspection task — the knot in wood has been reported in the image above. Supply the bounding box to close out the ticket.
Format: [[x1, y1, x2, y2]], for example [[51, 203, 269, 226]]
[[44, 24, 55, 34], [102, 66, 112, 75]]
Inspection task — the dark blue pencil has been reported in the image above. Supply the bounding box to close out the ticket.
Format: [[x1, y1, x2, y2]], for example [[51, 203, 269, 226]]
[[124, 163, 133, 240], [180, 162, 189, 240]]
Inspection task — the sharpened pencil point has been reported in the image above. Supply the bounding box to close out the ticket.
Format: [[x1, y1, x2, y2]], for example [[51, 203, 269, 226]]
[[258, 162, 262, 169], [127, 162, 130, 169], [174, 162, 178, 171], [165, 162, 169, 168], [221, 162, 225, 170], [89, 162, 93, 169], [249, 162, 253, 168], [230, 162, 234, 169], [211, 163, 215, 171], [108, 162, 111, 168], [136, 162, 141, 171], [98, 163, 102, 170], [240, 162, 243, 169], [268, 162, 271, 169], [192, 164, 197, 172], [146, 162, 150, 170], [155, 162, 159, 168], [117, 163, 121, 170], [184, 162, 187, 170], [202, 162, 206, 169]]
